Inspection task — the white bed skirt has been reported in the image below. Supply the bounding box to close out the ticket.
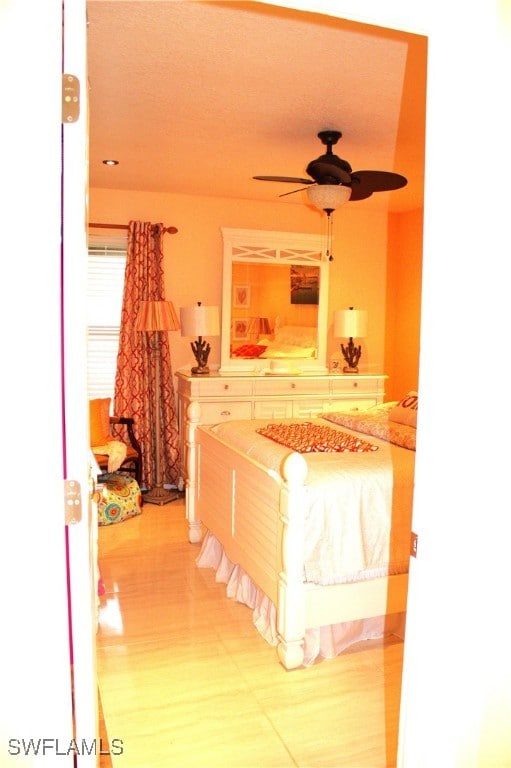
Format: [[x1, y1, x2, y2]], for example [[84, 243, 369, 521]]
[[196, 530, 406, 666]]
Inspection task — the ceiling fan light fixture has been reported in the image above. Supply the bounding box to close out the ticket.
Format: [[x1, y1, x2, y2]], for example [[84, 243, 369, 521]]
[[307, 184, 352, 212]]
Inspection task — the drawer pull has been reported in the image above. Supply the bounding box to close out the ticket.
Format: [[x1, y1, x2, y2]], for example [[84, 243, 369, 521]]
[[220, 410, 231, 416], [353, 382, 358, 388], [224, 384, 229, 390], [291, 382, 296, 389]]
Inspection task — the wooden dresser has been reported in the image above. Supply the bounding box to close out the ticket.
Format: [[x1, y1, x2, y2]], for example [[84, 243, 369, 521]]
[[176, 370, 387, 470]]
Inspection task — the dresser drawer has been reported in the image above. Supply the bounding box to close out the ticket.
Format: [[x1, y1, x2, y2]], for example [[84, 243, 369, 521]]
[[197, 378, 254, 397], [199, 401, 253, 423], [292, 400, 330, 418], [179, 376, 254, 398], [253, 400, 293, 419], [254, 378, 330, 396], [329, 377, 379, 395]]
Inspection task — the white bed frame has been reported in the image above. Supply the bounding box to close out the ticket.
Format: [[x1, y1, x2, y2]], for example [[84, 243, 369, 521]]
[[185, 402, 409, 669]]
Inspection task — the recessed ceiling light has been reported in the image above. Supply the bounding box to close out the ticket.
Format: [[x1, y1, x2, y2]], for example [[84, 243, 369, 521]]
[[102, 159, 119, 166]]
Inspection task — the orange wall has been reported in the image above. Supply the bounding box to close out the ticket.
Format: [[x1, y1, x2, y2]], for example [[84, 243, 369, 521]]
[[385, 208, 424, 400], [90, 187, 422, 397]]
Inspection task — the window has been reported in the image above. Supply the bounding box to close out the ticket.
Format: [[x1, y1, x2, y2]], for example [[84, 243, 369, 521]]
[[87, 236, 127, 400]]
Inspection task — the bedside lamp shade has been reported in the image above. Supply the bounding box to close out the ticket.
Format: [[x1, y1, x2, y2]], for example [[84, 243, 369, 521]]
[[334, 308, 368, 340], [180, 304, 220, 338]]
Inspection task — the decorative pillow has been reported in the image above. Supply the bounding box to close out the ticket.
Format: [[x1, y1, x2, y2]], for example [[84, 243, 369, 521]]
[[97, 473, 142, 526], [389, 391, 418, 428], [232, 344, 267, 358], [89, 398, 112, 446], [257, 421, 378, 453]]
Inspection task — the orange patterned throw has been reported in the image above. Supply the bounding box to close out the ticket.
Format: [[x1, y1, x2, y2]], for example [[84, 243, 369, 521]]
[[256, 422, 378, 453]]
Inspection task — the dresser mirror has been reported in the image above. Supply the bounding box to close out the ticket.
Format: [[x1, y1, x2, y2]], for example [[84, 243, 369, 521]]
[[220, 228, 329, 374]]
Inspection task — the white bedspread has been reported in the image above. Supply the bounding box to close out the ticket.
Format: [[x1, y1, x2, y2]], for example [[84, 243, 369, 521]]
[[210, 416, 415, 586]]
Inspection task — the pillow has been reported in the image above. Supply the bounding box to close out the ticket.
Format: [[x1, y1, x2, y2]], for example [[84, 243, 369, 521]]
[[274, 325, 317, 348], [262, 343, 316, 358], [389, 391, 418, 428], [89, 398, 112, 446]]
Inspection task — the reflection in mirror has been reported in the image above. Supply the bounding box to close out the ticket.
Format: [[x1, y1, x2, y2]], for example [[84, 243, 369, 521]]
[[231, 263, 319, 353], [220, 228, 329, 374]]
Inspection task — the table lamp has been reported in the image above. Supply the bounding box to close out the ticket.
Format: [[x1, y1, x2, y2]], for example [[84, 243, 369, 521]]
[[334, 307, 368, 374]]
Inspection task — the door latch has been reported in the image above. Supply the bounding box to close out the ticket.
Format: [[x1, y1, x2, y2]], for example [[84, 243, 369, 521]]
[[64, 479, 82, 524], [62, 74, 80, 123]]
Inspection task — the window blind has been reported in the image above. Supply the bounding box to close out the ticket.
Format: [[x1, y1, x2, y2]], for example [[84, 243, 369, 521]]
[[87, 236, 127, 400]]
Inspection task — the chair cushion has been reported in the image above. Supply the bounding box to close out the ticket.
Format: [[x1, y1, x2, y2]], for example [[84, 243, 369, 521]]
[[93, 444, 137, 465], [89, 398, 112, 445]]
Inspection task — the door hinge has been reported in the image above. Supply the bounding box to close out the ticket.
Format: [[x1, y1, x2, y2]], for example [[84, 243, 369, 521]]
[[64, 479, 82, 524], [410, 531, 418, 558], [62, 74, 80, 123]]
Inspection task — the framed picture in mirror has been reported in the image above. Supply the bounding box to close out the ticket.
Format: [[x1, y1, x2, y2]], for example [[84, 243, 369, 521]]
[[233, 284, 250, 308], [290, 266, 319, 305], [233, 318, 249, 341]]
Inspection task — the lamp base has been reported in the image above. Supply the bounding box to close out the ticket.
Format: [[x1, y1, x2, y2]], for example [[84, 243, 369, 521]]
[[143, 484, 180, 506], [190, 336, 211, 376], [340, 338, 362, 374]]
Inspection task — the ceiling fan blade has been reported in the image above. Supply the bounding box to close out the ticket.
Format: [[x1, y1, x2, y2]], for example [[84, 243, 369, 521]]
[[348, 185, 373, 201], [349, 170, 408, 201], [253, 175, 314, 185]]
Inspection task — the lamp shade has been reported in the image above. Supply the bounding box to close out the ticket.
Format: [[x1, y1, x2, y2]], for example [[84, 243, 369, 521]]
[[135, 300, 180, 332], [307, 184, 352, 212], [180, 304, 220, 337], [334, 308, 368, 338], [247, 317, 271, 335]]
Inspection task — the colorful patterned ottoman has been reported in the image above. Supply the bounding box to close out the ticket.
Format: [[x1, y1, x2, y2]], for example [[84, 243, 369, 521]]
[[97, 472, 142, 526]]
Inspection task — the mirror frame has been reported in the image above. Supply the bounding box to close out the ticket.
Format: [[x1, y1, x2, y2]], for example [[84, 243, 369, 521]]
[[220, 227, 329, 375]]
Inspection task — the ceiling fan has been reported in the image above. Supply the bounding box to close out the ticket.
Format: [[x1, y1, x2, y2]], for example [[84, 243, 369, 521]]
[[253, 129, 407, 203]]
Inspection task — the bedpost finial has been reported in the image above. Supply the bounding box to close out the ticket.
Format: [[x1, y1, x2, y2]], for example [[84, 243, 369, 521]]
[[281, 452, 308, 485]]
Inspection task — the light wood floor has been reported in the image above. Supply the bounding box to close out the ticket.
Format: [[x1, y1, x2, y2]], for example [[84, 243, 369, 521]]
[[96, 497, 403, 768]]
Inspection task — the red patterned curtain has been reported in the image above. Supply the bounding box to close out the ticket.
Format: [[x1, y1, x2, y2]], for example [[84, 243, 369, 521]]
[[113, 221, 180, 489]]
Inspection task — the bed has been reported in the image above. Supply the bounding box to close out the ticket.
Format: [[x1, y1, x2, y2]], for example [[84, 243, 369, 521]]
[[185, 393, 417, 669]]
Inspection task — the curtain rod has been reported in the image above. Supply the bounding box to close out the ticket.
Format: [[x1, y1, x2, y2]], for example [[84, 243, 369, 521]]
[[88, 222, 178, 235]]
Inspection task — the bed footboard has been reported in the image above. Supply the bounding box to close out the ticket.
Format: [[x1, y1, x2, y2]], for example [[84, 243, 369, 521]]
[[185, 402, 310, 668]]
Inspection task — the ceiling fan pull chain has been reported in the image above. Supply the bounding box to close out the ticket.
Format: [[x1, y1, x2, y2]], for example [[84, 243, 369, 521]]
[[326, 210, 334, 262]]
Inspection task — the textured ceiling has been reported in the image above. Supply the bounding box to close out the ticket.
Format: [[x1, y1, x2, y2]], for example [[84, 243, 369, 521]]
[[86, 1, 426, 212]]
